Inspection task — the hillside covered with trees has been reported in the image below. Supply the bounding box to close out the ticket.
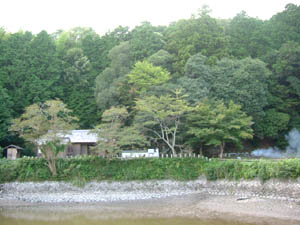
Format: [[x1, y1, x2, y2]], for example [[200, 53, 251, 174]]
[[0, 4, 299, 157]]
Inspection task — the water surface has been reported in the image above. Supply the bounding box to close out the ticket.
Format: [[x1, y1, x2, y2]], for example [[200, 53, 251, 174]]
[[0, 215, 254, 225]]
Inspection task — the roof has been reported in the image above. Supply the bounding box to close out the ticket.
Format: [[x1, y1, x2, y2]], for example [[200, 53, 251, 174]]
[[64, 130, 98, 143], [39, 130, 98, 144], [4, 145, 24, 150], [122, 150, 148, 153]]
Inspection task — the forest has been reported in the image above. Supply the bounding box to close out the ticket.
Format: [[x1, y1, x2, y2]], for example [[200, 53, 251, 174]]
[[0, 4, 299, 157]]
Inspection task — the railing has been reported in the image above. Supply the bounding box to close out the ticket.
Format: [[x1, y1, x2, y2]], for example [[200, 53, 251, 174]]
[[20, 152, 252, 160]]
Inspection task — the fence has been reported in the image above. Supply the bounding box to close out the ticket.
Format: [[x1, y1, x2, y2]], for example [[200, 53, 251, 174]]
[[19, 152, 251, 160]]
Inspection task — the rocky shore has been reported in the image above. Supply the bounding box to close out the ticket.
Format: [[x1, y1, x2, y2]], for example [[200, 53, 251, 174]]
[[0, 177, 299, 203], [1, 178, 300, 225]]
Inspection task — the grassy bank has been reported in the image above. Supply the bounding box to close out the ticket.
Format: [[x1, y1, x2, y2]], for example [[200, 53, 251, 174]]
[[0, 157, 300, 184]]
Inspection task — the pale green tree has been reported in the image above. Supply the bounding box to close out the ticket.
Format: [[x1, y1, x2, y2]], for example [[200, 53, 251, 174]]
[[127, 61, 170, 94], [10, 99, 78, 176], [135, 90, 191, 154], [92, 106, 149, 157]]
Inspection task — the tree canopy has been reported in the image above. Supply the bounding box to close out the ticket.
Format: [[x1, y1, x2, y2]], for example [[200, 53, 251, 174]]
[[187, 100, 253, 158], [135, 91, 191, 154], [0, 3, 299, 156], [10, 99, 78, 175]]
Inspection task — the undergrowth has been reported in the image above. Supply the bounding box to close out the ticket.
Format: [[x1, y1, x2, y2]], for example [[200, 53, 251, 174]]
[[0, 157, 299, 183]]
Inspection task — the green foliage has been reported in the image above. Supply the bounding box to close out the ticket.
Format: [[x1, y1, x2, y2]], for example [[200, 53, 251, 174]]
[[10, 99, 78, 143], [184, 53, 212, 80], [135, 91, 191, 154], [254, 109, 290, 139], [0, 4, 299, 156], [184, 55, 271, 131], [1, 157, 299, 184], [211, 58, 271, 125], [0, 31, 61, 115], [0, 87, 13, 145], [164, 7, 229, 76], [92, 107, 149, 157], [226, 11, 270, 58], [187, 100, 253, 158], [129, 22, 165, 62], [95, 41, 132, 112], [148, 49, 173, 72], [10, 99, 78, 176], [264, 4, 300, 49], [264, 41, 300, 133], [127, 61, 170, 94], [55, 29, 100, 128]]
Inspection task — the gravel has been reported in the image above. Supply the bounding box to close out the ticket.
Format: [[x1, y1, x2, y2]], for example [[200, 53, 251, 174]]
[[1, 177, 299, 203]]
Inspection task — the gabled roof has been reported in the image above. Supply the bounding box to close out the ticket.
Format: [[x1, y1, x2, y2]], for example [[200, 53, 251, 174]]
[[64, 130, 98, 143], [4, 145, 23, 150], [38, 130, 98, 144], [122, 150, 148, 153]]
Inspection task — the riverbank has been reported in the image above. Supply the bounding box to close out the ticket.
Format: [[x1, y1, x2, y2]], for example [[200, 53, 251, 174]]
[[1, 178, 300, 224], [1, 177, 300, 203], [1, 194, 300, 225]]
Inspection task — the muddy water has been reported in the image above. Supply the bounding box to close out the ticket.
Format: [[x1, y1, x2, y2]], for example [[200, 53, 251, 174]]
[[1, 194, 299, 225], [0, 214, 254, 225]]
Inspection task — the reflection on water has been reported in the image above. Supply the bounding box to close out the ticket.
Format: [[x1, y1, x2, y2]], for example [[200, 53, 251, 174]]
[[0, 214, 254, 225]]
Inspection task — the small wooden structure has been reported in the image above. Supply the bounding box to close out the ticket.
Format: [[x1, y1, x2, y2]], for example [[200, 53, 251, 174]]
[[4, 145, 23, 160], [64, 130, 97, 157], [38, 130, 98, 158]]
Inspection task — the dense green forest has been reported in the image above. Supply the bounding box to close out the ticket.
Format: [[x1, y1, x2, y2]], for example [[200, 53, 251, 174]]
[[0, 4, 300, 156]]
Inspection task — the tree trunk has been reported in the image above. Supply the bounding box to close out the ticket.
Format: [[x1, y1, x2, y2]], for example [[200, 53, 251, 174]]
[[48, 160, 57, 177], [199, 145, 203, 156], [44, 149, 57, 177], [219, 142, 225, 159], [170, 145, 176, 155]]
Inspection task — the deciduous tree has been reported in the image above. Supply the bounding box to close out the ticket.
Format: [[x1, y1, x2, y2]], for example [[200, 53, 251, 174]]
[[127, 61, 170, 94], [187, 100, 253, 158], [92, 107, 149, 157], [135, 91, 191, 154], [10, 100, 78, 176]]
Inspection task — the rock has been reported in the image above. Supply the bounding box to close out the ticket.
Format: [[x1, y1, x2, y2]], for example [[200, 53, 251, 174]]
[[0, 178, 299, 203]]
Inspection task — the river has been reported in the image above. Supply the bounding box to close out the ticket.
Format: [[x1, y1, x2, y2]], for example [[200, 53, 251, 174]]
[[1, 189, 299, 225], [0, 214, 255, 225]]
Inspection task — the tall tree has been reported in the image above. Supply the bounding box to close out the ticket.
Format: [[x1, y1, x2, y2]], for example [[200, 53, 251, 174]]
[[0, 86, 13, 146], [92, 107, 149, 156], [264, 4, 300, 49], [184, 54, 271, 138], [187, 100, 253, 158], [95, 41, 132, 112], [164, 7, 229, 76], [55, 28, 101, 128], [226, 11, 270, 58], [211, 57, 271, 124], [1, 31, 62, 114], [265, 41, 300, 131], [129, 22, 165, 62], [10, 100, 78, 176], [148, 49, 173, 72], [135, 91, 191, 154], [127, 61, 171, 94]]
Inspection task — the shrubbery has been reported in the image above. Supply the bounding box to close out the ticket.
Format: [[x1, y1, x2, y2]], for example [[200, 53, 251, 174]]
[[0, 157, 299, 184]]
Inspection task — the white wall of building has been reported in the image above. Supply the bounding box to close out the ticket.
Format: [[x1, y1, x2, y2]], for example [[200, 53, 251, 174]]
[[121, 149, 159, 158]]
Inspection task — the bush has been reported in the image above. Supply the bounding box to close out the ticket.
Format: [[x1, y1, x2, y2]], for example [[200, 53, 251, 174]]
[[0, 157, 299, 183]]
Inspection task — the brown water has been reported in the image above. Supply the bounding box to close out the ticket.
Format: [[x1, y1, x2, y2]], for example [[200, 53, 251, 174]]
[[1, 194, 297, 225], [0, 215, 254, 225]]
